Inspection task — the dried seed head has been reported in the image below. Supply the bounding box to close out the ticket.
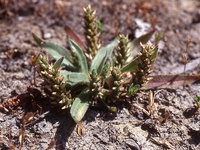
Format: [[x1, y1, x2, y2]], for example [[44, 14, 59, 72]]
[[59, 76, 64, 82], [131, 43, 157, 88], [59, 99, 65, 104], [41, 71, 46, 75], [112, 87, 117, 90], [52, 92, 57, 96], [60, 83, 67, 90], [92, 83, 97, 87], [83, 5, 101, 60], [61, 105, 68, 110], [60, 93, 65, 97], [47, 74, 53, 78], [54, 77, 60, 83], [53, 85, 59, 90]]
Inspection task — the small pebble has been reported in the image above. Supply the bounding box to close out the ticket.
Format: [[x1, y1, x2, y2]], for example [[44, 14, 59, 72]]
[[0, 112, 5, 121], [43, 32, 52, 39], [14, 72, 25, 79]]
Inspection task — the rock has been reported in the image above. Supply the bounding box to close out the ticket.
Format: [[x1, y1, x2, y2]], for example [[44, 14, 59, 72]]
[[125, 139, 141, 150]]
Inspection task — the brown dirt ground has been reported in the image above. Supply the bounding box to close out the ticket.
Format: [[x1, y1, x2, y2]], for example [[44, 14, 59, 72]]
[[0, 0, 200, 150]]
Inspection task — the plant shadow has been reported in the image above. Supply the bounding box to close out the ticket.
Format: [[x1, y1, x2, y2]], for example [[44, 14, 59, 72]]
[[44, 110, 76, 150]]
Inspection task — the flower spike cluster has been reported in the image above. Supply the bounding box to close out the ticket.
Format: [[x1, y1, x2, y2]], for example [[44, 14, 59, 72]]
[[83, 5, 101, 61], [33, 55, 73, 109], [31, 5, 157, 123]]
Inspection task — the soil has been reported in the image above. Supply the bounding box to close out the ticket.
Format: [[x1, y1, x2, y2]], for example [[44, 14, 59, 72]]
[[0, 0, 200, 150]]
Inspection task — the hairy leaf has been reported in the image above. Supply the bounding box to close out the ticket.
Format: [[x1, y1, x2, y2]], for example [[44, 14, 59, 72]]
[[70, 89, 90, 123], [100, 38, 118, 59], [53, 57, 64, 70], [32, 33, 73, 67], [90, 38, 117, 74], [69, 39, 88, 75], [121, 56, 139, 73], [60, 70, 89, 84], [91, 47, 107, 74]]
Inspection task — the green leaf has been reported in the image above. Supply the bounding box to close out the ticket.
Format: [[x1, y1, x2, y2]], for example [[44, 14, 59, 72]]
[[32, 33, 43, 46], [91, 38, 117, 72], [128, 84, 140, 95], [96, 20, 103, 33], [53, 57, 64, 70], [155, 33, 162, 41], [70, 89, 90, 123], [150, 47, 158, 63], [101, 61, 111, 78], [60, 70, 89, 84], [194, 95, 200, 108], [194, 96, 200, 103], [91, 47, 107, 74], [121, 57, 139, 73], [69, 39, 88, 74], [100, 38, 118, 59], [101, 100, 117, 112], [32, 33, 73, 67]]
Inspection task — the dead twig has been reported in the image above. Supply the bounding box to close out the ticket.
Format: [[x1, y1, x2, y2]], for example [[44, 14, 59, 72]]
[[77, 124, 83, 136], [150, 137, 175, 150], [147, 90, 154, 115], [132, 103, 150, 116]]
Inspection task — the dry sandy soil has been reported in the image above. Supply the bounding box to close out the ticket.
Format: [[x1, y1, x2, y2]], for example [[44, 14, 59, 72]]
[[0, 0, 200, 149]]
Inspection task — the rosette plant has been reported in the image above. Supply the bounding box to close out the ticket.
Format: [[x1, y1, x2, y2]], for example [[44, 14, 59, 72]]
[[32, 5, 157, 123]]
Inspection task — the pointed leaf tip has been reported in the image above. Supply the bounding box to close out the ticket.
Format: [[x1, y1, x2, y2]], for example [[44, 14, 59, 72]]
[[65, 25, 86, 50], [68, 39, 88, 74], [32, 34, 73, 67], [32, 33, 44, 47], [53, 56, 64, 70]]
